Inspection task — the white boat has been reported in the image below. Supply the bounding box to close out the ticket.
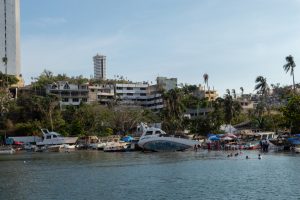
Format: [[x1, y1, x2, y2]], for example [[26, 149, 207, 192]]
[[24, 143, 37, 151], [103, 141, 129, 152], [36, 129, 78, 146], [294, 146, 300, 153], [137, 123, 199, 152], [60, 144, 76, 152], [0, 147, 15, 154]]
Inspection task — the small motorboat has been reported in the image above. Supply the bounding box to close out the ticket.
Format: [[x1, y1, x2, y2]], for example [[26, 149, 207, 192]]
[[103, 142, 130, 152], [0, 146, 15, 154]]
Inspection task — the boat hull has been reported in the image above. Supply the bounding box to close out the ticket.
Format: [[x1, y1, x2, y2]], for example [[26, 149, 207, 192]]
[[138, 137, 198, 152], [0, 148, 15, 154], [36, 137, 78, 146]]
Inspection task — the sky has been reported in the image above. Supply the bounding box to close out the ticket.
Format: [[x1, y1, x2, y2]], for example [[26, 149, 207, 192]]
[[20, 0, 300, 95]]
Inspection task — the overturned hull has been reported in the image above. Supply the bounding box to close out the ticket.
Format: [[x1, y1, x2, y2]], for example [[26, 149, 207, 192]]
[[138, 137, 198, 152]]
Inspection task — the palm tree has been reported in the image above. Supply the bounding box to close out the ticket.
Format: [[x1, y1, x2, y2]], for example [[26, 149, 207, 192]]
[[232, 89, 236, 99], [226, 89, 230, 96], [203, 73, 209, 90], [240, 87, 244, 96], [283, 55, 296, 94], [255, 76, 269, 97]]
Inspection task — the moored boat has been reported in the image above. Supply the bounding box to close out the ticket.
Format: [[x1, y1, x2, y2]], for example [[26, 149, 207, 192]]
[[0, 146, 15, 154], [103, 141, 130, 152], [36, 129, 78, 146]]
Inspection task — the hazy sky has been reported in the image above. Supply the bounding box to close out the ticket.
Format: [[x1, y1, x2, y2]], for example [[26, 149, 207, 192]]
[[20, 0, 300, 95]]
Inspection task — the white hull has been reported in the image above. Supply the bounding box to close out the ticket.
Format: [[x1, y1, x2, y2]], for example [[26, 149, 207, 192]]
[[0, 148, 15, 154], [103, 142, 129, 152], [138, 136, 198, 152], [295, 147, 300, 153], [37, 137, 78, 146]]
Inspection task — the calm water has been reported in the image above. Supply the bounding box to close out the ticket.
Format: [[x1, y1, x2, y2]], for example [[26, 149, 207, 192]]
[[1, 150, 300, 200]]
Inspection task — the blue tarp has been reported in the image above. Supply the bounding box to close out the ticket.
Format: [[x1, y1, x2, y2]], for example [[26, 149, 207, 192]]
[[288, 138, 300, 145], [121, 136, 134, 142], [208, 136, 220, 141], [207, 134, 216, 137], [294, 134, 300, 138]]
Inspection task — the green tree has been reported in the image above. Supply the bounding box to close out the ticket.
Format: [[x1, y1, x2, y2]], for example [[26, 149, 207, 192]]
[[33, 94, 60, 131], [282, 95, 300, 134], [223, 90, 241, 125], [0, 72, 18, 87], [162, 88, 186, 134]]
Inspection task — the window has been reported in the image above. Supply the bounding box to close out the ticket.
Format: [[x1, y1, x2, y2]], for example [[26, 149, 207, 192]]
[[53, 135, 57, 138], [127, 87, 133, 90], [127, 93, 133, 96], [117, 87, 122, 90], [62, 98, 69, 102], [64, 83, 70, 89], [155, 131, 161, 134], [46, 135, 51, 139], [140, 88, 146, 90], [73, 98, 79, 102], [146, 131, 153, 135], [140, 93, 146, 96], [82, 98, 87, 102]]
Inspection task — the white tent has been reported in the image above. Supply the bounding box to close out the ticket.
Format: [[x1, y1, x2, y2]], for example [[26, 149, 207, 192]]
[[220, 124, 237, 134]]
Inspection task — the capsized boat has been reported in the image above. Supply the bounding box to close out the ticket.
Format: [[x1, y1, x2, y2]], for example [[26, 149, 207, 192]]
[[36, 129, 78, 146], [137, 123, 199, 152]]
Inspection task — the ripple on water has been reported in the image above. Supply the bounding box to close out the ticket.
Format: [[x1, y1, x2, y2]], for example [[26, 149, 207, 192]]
[[1, 150, 300, 200]]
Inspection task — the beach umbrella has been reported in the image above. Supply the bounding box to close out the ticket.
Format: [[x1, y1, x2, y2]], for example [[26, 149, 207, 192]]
[[222, 136, 233, 141], [223, 133, 237, 138]]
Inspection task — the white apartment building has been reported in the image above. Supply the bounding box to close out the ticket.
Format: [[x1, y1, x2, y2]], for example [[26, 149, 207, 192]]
[[88, 84, 115, 105], [0, 0, 20, 76], [47, 81, 89, 106], [93, 54, 106, 80], [115, 83, 148, 106]]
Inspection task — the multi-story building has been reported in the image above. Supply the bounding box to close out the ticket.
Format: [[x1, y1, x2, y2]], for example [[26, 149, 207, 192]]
[[193, 85, 218, 101], [115, 83, 148, 106], [46, 81, 89, 107], [93, 54, 106, 80], [0, 0, 21, 76], [156, 77, 177, 91], [88, 84, 115, 105]]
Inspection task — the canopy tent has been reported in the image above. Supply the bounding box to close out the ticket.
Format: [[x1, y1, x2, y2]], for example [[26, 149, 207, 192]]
[[220, 124, 237, 134], [222, 136, 234, 141], [223, 133, 237, 138]]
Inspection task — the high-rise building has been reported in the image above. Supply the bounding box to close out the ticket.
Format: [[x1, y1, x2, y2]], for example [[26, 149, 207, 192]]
[[0, 0, 21, 76], [93, 54, 106, 80]]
